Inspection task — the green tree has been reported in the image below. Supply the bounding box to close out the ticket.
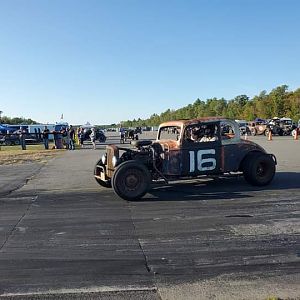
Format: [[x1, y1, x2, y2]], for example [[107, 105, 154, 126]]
[[121, 85, 300, 126], [268, 85, 288, 117]]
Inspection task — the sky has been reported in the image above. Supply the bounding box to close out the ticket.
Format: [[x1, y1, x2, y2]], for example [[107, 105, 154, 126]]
[[0, 0, 299, 125]]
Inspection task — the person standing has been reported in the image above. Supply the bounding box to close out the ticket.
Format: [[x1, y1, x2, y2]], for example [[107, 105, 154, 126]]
[[61, 127, 69, 149], [19, 127, 27, 150], [79, 127, 85, 148], [53, 130, 58, 149], [119, 127, 125, 143], [55, 128, 63, 149], [42, 126, 50, 150], [68, 125, 75, 150], [90, 127, 96, 150]]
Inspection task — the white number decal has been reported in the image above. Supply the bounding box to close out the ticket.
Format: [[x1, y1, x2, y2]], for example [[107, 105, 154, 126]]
[[189, 149, 216, 172]]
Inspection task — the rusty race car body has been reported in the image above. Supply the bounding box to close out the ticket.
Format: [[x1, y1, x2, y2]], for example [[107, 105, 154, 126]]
[[94, 118, 276, 200], [248, 120, 268, 136]]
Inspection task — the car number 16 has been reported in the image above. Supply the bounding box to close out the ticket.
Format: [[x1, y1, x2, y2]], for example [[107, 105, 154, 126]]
[[189, 149, 216, 172]]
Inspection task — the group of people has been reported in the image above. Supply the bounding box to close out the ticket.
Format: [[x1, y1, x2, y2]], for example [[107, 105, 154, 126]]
[[76, 127, 97, 150], [42, 125, 76, 150], [13, 125, 98, 151], [42, 126, 97, 150]]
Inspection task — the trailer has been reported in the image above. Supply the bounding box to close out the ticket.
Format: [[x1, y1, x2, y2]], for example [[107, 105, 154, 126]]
[[26, 124, 56, 140]]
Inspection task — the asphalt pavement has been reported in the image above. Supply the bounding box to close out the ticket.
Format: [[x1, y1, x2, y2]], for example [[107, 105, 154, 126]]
[[0, 163, 42, 197], [0, 134, 299, 300]]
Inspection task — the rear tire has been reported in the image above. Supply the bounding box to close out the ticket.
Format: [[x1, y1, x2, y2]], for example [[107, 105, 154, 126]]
[[243, 153, 275, 186], [112, 161, 151, 200]]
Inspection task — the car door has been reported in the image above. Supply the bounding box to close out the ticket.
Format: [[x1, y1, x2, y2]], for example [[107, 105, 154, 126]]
[[158, 125, 182, 176], [180, 122, 222, 176]]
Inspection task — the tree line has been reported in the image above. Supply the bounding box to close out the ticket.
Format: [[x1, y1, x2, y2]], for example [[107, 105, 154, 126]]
[[1, 85, 299, 127], [121, 85, 300, 127], [0, 115, 37, 125]]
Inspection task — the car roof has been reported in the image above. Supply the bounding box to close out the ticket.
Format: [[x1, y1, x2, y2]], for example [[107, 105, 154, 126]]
[[159, 117, 227, 128]]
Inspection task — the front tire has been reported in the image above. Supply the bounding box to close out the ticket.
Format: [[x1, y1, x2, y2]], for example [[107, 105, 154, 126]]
[[112, 161, 151, 200], [243, 153, 276, 186]]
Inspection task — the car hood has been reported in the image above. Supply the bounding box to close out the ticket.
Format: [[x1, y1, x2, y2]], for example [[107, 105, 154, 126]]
[[156, 139, 181, 150]]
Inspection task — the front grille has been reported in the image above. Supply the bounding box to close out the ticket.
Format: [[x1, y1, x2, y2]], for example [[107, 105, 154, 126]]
[[107, 147, 114, 171], [106, 145, 119, 178]]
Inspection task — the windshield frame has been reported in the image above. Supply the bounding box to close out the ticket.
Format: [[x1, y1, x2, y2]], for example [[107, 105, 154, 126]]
[[157, 125, 182, 142]]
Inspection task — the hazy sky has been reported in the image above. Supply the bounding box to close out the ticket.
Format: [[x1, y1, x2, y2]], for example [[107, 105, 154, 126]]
[[0, 0, 299, 125]]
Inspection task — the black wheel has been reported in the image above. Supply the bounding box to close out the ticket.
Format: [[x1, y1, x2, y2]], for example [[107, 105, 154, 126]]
[[112, 161, 151, 200], [94, 159, 111, 188], [99, 135, 106, 143], [15, 140, 20, 145], [285, 130, 291, 136], [5, 140, 12, 146], [243, 153, 276, 186]]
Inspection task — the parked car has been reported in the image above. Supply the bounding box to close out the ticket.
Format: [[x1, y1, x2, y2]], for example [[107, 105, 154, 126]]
[[82, 128, 106, 143], [248, 119, 268, 136], [279, 117, 294, 135], [94, 118, 277, 200], [235, 120, 251, 135], [120, 128, 140, 144], [0, 133, 20, 146], [265, 117, 294, 136], [134, 127, 142, 134]]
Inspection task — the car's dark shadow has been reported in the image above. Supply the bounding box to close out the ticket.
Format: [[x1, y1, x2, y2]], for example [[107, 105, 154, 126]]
[[1, 172, 299, 203], [139, 172, 300, 202]]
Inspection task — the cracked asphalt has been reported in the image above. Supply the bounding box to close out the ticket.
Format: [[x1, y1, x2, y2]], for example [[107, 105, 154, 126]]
[[0, 134, 299, 300]]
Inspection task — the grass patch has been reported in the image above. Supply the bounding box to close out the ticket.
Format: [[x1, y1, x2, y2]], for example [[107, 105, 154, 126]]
[[0, 143, 64, 165]]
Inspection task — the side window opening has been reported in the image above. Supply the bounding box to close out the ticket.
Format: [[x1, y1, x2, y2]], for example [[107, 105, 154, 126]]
[[184, 123, 219, 143], [221, 122, 236, 139]]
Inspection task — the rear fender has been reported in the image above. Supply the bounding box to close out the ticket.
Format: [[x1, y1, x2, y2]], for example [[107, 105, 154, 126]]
[[239, 151, 277, 171], [223, 140, 266, 172]]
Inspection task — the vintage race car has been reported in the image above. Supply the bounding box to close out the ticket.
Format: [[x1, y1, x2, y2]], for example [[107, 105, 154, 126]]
[[94, 118, 277, 200], [248, 119, 268, 136]]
